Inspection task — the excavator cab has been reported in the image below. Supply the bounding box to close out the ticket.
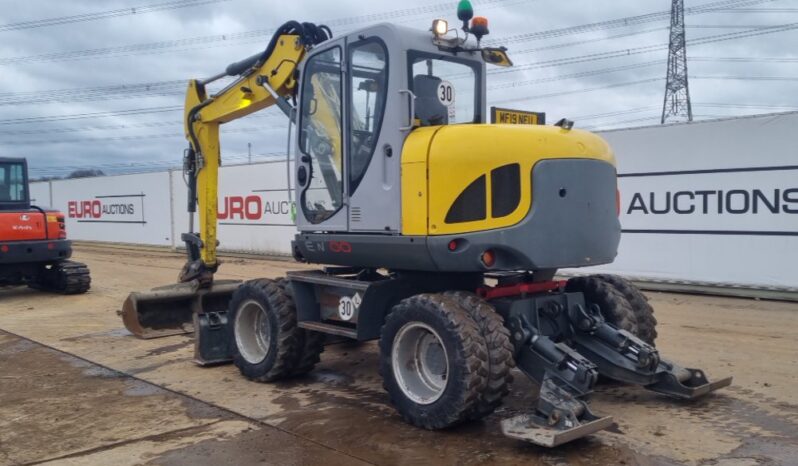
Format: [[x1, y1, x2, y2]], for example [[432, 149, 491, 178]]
[[294, 24, 486, 235]]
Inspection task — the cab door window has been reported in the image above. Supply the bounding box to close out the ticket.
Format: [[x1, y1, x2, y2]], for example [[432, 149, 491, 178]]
[[348, 39, 388, 194], [299, 47, 344, 224]]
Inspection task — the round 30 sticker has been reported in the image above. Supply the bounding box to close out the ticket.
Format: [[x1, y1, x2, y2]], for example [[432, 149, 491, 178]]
[[338, 292, 362, 321], [437, 80, 455, 107]]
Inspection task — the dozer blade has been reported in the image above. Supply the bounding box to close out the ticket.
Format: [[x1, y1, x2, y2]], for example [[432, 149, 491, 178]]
[[120, 280, 241, 339], [501, 413, 614, 448]]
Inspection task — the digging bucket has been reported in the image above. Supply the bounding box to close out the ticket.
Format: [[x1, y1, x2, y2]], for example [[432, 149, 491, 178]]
[[120, 280, 242, 339]]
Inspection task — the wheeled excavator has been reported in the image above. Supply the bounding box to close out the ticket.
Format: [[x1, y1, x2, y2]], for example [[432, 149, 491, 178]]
[[122, 2, 731, 447]]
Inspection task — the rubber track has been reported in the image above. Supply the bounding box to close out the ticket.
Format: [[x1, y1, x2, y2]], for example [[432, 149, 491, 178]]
[[29, 260, 91, 294], [444, 291, 514, 420], [595, 274, 658, 345], [380, 294, 489, 430]]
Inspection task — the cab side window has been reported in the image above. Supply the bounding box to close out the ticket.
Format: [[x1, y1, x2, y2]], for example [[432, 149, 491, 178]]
[[299, 48, 344, 224], [349, 40, 388, 194]]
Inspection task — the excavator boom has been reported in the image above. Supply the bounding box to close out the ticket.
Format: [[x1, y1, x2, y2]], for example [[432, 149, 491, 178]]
[[121, 22, 331, 339]]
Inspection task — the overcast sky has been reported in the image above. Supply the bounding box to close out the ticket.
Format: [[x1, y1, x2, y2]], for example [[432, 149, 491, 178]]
[[1, 0, 796, 177]]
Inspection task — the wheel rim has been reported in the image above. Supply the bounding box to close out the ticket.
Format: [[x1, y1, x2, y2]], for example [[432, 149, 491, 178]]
[[234, 299, 272, 364], [391, 322, 449, 405]]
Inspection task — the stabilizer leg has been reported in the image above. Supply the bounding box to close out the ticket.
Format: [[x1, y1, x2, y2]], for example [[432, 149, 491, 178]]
[[568, 303, 732, 399], [501, 316, 613, 447]]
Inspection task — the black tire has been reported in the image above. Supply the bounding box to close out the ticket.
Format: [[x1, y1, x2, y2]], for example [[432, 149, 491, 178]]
[[29, 260, 91, 294], [594, 274, 657, 345], [565, 276, 639, 337], [276, 278, 325, 376], [379, 294, 489, 430], [443, 291, 514, 420], [227, 278, 302, 382]]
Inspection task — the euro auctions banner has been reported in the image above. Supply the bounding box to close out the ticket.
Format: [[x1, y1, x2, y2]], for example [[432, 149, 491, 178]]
[[620, 167, 798, 235], [171, 159, 297, 256], [583, 112, 798, 290], [29, 112, 798, 291], [51, 172, 173, 246]]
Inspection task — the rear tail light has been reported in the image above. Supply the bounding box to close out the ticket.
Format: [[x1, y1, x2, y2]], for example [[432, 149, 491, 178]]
[[481, 249, 496, 267]]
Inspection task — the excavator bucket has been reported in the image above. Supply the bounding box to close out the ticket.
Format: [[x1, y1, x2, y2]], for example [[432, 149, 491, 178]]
[[120, 280, 241, 339]]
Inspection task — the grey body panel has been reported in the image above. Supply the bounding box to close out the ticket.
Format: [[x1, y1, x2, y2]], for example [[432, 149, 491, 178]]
[[427, 159, 621, 271], [293, 159, 621, 272]]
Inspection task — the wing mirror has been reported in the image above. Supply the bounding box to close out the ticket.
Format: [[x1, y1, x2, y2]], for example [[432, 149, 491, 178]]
[[482, 47, 513, 67]]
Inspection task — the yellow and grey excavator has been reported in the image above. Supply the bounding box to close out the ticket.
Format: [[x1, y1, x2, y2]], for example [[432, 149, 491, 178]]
[[122, 2, 731, 448]]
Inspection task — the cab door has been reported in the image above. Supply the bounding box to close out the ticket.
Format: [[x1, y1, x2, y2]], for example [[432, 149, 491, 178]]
[[295, 44, 349, 232], [345, 28, 402, 233]]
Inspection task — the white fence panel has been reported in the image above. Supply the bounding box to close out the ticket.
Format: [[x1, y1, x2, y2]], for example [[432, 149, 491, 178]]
[[26, 112, 798, 292], [584, 112, 798, 290], [171, 159, 296, 255], [50, 172, 174, 246], [28, 181, 51, 207]]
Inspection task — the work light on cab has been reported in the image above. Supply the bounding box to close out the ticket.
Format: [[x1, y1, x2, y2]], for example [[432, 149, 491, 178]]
[[432, 19, 449, 37]]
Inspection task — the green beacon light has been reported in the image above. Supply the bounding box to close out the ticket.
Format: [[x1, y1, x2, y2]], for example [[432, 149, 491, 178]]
[[457, 0, 474, 30]]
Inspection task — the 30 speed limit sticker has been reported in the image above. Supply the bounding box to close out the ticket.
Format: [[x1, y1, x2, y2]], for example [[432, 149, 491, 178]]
[[338, 292, 362, 321], [437, 80, 455, 106]]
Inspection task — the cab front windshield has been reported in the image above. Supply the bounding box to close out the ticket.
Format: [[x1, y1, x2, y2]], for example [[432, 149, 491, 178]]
[[0, 161, 26, 204], [410, 53, 480, 126]]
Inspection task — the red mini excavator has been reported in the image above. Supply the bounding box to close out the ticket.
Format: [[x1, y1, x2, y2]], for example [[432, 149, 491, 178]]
[[0, 158, 90, 293]]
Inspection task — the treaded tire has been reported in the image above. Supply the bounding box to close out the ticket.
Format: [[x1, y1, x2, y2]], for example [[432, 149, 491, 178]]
[[565, 276, 639, 336], [276, 278, 325, 376], [379, 293, 489, 430], [29, 260, 91, 294], [443, 291, 514, 420], [594, 274, 657, 345], [228, 278, 302, 382]]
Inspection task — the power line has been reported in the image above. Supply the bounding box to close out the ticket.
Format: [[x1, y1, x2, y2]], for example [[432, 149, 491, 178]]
[[485, 0, 777, 45], [0, 0, 231, 32], [690, 56, 798, 62], [693, 75, 798, 80], [491, 78, 665, 104], [0, 0, 763, 66], [488, 60, 665, 90], [0, 0, 517, 66], [0, 106, 182, 125]]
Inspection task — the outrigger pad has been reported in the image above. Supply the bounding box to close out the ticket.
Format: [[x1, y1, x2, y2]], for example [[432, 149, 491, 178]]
[[646, 367, 733, 400], [501, 413, 614, 448]]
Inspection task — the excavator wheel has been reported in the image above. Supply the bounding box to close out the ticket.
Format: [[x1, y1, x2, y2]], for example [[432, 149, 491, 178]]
[[594, 274, 658, 345], [443, 291, 515, 420], [566, 276, 640, 338], [379, 293, 489, 430], [228, 278, 316, 382], [29, 260, 91, 295], [275, 278, 325, 376]]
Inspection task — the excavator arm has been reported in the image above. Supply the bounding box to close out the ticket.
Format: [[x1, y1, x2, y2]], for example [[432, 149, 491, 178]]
[[179, 22, 331, 285]]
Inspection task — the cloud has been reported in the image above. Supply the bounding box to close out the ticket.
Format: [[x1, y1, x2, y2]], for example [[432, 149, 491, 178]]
[[0, 0, 796, 175]]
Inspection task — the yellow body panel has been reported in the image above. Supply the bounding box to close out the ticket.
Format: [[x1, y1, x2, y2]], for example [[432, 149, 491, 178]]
[[401, 124, 615, 236], [183, 34, 304, 268], [401, 127, 442, 235]]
